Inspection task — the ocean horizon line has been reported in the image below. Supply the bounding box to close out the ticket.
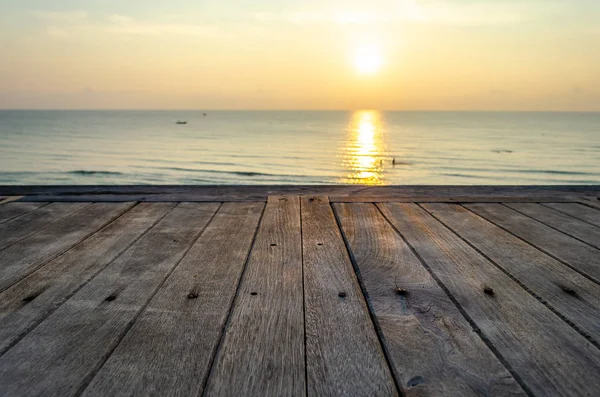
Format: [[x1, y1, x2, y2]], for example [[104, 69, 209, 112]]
[[1, 109, 600, 113]]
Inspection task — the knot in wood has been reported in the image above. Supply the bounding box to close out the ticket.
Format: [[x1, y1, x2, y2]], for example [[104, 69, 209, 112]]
[[562, 286, 575, 295]]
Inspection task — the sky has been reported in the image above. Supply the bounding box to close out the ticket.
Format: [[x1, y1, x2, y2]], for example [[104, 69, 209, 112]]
[[1, 0, 599, 110]]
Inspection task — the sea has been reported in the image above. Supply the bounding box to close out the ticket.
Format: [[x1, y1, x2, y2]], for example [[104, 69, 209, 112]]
[[1, 110, 599, 185]]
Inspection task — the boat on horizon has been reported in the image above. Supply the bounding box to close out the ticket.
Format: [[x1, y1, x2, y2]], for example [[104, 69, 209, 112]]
[[176, 121, 187, 125]]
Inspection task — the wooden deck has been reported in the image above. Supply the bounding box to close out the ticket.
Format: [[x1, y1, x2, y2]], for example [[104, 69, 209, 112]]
[[0, 186, 599, 397]]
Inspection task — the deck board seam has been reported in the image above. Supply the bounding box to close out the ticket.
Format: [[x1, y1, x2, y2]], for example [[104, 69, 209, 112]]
[[418, 203, 599, 350], [331, 202, 405, 397], [461, 205, 600, 286], [539, 203, 600, 229], [578, 197, 600, 210], [0, 202, 178, 357], [0, 202, 95, 255], [199, 201, 267, 397], [75, 202, 224, 397], [0, 202, 51, 225], [300, 197, 308, 397], [0, 202, 138, 295], [501, 203, 600, 251], [374, 203, 536, 397]]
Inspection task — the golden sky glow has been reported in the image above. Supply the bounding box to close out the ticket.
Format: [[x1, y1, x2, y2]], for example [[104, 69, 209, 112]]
[[1, 1, 599, 110]]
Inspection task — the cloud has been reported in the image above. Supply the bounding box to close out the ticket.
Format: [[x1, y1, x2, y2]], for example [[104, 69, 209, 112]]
[[32, 12, 218, 38], [106, 15, 218, 36], [108, 14, 135, 24], [31, 10, 88, 22], [251, 0, 561, 27], [46, 26, 70, 39]]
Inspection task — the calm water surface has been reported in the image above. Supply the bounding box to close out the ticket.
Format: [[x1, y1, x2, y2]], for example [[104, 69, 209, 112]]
[[1, 110, 599, 185]]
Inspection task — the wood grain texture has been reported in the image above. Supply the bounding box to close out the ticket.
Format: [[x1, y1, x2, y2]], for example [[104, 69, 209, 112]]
[[0, 202, 48, 224], [0, 203, 175, 355], [423, 203, 600, 343], [334, 203, 524, 397], [544, 202, 600, 227], [9, 194, 267, 203], [0, 202, 134, 292], [0, 202, 89, 251], [81, 202, 264, 397], [302, 197, 398, 397], [9, 195, 581, 203], [204, 196, 305, 397], [465, 203, 600, 283], [0, 202, 220, 397], [329, 196, 577, 203], [379, 203, 600, 397], [505, 203, 600, 249]]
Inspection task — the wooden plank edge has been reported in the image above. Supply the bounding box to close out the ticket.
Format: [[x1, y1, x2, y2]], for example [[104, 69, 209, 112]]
[[13, 195, 266, 203], [578, 197, 600, 210], [2, 185, 600, 197], [0, 197, 24, 205], [13, 195, 585, 204]]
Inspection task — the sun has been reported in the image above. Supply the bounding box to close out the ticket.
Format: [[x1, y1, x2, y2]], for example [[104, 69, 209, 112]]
[[354, 45, 383, 75]]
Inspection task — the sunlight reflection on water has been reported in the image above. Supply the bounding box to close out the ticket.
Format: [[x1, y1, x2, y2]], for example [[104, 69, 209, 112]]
[[341, 110, 388, 185]]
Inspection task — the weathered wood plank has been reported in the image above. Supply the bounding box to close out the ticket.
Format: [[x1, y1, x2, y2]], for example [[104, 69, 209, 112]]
[[0, 202, 220, 397], [0, 203, 134, 292], [11, 195, 268, 203], [4, 185, 599, 202], [505, 203, 600, 249], [204, 196, 305, 397], [329, 196, 578, 203], [465, 203, 600, 283], [302, 197, 398, 396], [0, 203, 175, 355], [10, 195, 581, 203], [423, 203, 600, 343], [0, 202, 48, 224], [543, 202, 600, 227], [334, 203, 524, 396], [3, 184, 599, 195], [81, 202, 264, 397], [0, 202, 89, 251], [378, 203, 600, 397]]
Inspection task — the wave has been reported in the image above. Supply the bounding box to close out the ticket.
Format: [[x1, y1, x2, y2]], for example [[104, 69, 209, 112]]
[[437, 166, 598, 176], [514, 169, 597, 176], [68, 170, 124, 176], [136, 165, 318, 179]]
